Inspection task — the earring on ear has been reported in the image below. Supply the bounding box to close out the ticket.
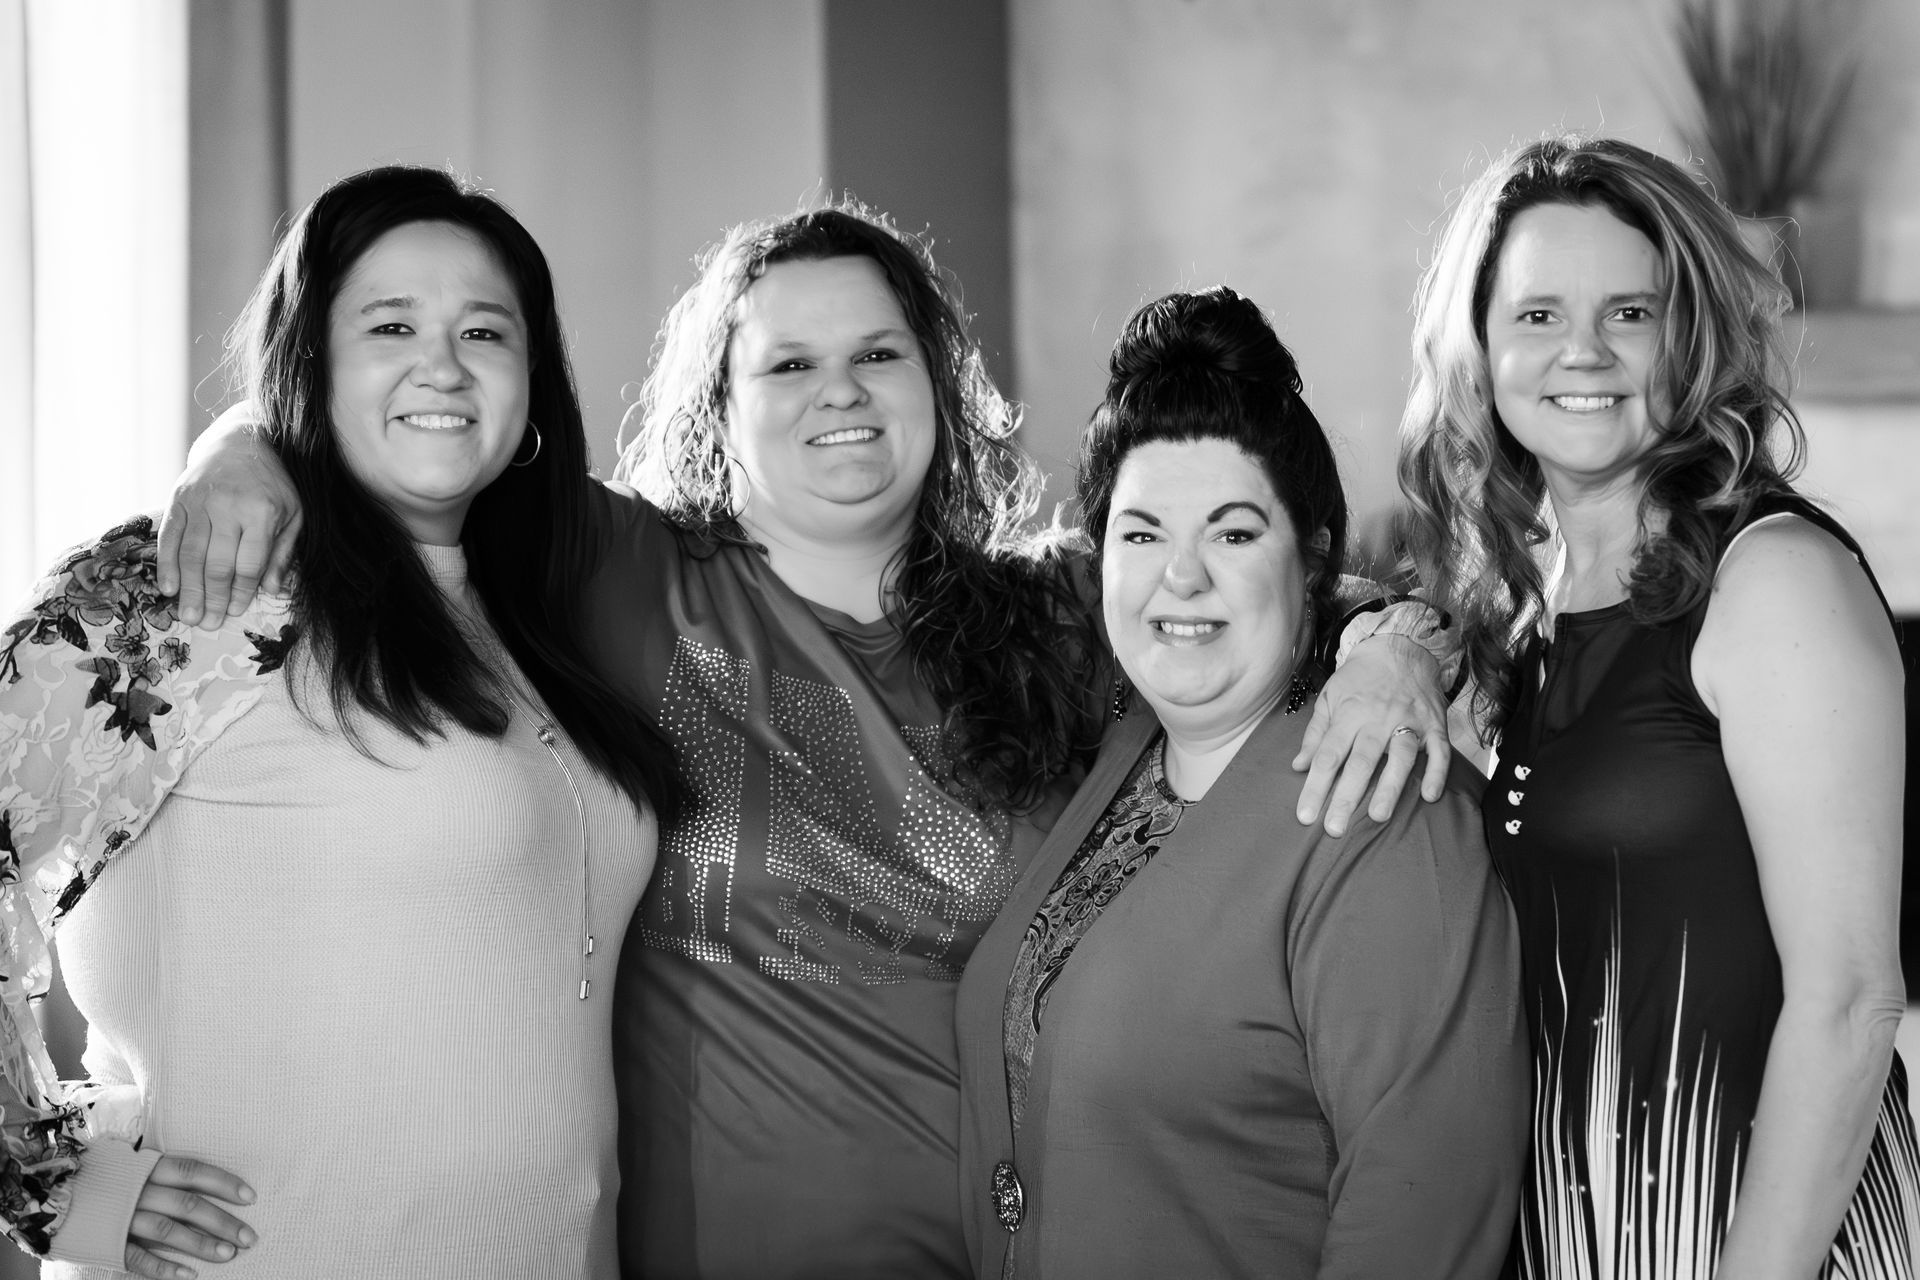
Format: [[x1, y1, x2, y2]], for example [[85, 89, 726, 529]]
[[1284, 599, 1317, 715], [510, 421, 543, 468], [720, 450, 754, 518]]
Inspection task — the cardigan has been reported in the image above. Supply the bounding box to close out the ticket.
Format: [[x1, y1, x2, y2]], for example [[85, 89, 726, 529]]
[[954, 697, 1529, 1280]]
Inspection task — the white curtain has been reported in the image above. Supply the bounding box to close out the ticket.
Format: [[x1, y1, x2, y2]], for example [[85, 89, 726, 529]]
[[0, 0, 188, 609], [1, 1, 32, 607]]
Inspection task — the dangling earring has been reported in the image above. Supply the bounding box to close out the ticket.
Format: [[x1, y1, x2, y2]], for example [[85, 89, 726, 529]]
[[1284, 600, 1317, 715], [1109, 675, 1132, 722], [510, 421, 542, 468], [719, 450, 754, 518]]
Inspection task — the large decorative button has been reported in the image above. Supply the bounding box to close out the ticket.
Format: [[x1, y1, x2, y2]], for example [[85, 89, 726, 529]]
[[991, 1160, 1025, 1232]]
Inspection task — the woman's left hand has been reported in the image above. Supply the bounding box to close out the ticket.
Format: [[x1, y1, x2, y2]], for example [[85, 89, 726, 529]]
[[1292, 634, 1451, 836]]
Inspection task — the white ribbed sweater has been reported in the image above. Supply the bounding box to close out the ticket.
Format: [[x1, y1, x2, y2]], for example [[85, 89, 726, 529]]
[[47, 546, 656, 1279]]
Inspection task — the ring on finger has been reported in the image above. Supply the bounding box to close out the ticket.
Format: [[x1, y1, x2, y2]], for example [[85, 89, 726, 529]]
[[1391, 725, 1419, 740]]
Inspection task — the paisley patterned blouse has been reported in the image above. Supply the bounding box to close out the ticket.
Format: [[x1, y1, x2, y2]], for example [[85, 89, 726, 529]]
[[0, 517, 293, 1253], [1001, 734, 1190, 1130]]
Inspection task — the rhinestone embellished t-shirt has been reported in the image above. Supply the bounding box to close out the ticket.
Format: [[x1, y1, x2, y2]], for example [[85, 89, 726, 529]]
[[581, 484, 1077, 1280]]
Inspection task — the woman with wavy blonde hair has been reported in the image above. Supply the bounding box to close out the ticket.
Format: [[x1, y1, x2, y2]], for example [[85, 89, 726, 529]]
[[1399, 134, 1918, 1278]]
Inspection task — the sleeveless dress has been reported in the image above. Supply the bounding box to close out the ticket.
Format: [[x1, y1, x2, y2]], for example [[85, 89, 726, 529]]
[[1486, 499, 1920, 1279]]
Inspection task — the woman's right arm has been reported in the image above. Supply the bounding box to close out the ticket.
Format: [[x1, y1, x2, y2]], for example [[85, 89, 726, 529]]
[[1, 524, 269, 1275], [156, 405, 301, 628]]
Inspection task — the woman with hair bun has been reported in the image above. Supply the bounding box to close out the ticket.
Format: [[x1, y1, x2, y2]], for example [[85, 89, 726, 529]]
[[1399, 134, 1919, 1277], [955, 287, 1527, 1280]]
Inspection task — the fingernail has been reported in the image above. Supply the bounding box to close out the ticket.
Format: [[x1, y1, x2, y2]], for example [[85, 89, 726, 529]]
[[238, 1184, 256, 1204], [240, 1226, 258, 1245], [216, 1243, 234, 1259]]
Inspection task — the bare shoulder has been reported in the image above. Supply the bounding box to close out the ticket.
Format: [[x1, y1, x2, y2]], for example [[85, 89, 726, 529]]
[[1694, 514, 1897, 712], [1708, 514, 1881, 626]]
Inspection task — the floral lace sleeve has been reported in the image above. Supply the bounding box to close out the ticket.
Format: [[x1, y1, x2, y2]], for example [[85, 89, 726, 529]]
[[0, 515, 294, 1255]]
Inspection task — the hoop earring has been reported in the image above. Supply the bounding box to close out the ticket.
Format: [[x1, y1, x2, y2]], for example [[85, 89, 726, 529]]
[[719, 450, 753, 517], [510, 421, 542, 468]]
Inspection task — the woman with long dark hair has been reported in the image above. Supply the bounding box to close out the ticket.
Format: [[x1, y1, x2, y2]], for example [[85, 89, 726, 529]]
[[0, 165, 678, 1278]]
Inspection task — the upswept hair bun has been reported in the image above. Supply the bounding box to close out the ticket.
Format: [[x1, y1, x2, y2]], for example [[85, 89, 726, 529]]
[[1077, 286, 1347, 653], [1106, 287, 1304, 392]]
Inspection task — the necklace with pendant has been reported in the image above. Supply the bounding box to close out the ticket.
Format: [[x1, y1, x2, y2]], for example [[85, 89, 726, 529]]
[[499, 681, 595, 1000]]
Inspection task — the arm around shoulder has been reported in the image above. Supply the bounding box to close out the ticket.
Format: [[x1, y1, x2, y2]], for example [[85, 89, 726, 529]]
[[158, 403, 300, 625]]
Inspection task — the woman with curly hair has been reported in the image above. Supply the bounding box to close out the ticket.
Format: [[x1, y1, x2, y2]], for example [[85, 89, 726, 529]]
[[591, 206, 1099, 1277], [0, 166, 680, 1278], [1398, 134, 1919, 1277]]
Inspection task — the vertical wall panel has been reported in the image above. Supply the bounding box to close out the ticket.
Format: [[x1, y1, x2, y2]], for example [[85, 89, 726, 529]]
[[824, 0, 1015, 399]]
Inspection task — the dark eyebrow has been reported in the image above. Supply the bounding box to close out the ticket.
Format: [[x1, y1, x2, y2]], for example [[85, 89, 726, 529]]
[[357, 295, 519, 321], [1208, 501, 1271, 523], [1115, 508, 1162, 526]]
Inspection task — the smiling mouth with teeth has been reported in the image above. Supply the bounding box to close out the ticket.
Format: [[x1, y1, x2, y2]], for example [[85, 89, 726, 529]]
[[1153, 620, 1224, 639], [808, 427, 881, 446], [1549, 395, 1621, 412], [401, 413, 475, 430]]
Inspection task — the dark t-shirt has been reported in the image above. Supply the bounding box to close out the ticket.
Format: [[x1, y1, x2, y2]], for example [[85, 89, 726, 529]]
[[580, 484, 1075, 1279]]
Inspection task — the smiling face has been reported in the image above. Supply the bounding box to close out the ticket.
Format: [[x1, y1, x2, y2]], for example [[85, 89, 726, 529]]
[[1103, 438, 1315, 745], [1485, 202, 1670, 498], [722, 255, 938, 552], [327, 220, 530, 545]]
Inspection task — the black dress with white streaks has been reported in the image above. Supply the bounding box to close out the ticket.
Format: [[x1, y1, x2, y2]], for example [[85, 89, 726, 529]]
[[1486, 499, 1920, 1279]]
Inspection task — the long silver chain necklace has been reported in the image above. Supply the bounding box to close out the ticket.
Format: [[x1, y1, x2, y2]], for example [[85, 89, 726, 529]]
[[499, 680, 595, 1000]]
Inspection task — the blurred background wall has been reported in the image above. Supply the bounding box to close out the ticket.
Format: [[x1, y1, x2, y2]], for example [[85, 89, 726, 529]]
[[7, 0, 1916, 584], [1011, 0, 1920, 548], [187, 0, 1017, 483]]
